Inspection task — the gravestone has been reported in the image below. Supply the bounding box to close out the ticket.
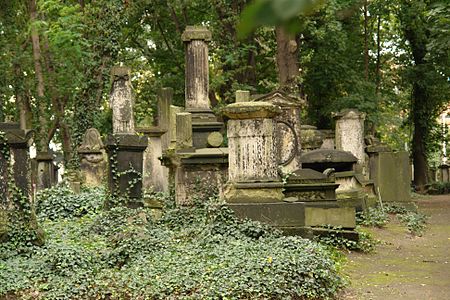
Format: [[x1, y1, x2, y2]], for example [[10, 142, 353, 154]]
[[334, 109, 366, 170], [182, 26, 223, 148], [252, 91, 305, 174], [223, 100, 283, 202], [110, 66, 135, 134], [106, 66, 147, 205], [367, 148, 411, 203], [78, 128, 107, 187], [35, 151, 56, 190], [0, 123, 44, 245]]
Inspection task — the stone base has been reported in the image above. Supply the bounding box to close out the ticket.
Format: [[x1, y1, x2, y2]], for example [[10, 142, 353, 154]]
[[227, 201, 356, 229], [283, 183, 339, 201], [224, 182, 284, 203], [192, 121, 224, 149]]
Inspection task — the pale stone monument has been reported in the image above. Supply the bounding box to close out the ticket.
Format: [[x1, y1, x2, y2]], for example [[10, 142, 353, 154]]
[[222, 99, 283, 202], [181, 26, 223, 148], [158, 88, 172, 151], [334, 109, 366, 169], [169, 105, 184, 149], [252, 90, 305, 174], [78, 128, 107, 187], [110, 66, 135, 134]]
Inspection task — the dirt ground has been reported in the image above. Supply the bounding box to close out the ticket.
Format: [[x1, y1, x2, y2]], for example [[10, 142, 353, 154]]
[[340, 195, 450, 300]]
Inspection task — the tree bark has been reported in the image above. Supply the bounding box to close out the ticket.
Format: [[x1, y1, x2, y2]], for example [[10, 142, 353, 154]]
[[29, 0, 49, 152], [275, 26, 300, 92], [375, 14, 381, 93], [363, 0, 369, 81], [400, 2, 430, 192]]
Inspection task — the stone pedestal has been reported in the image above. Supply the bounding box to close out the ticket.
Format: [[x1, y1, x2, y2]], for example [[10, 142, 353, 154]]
[[110, 66, 135, 134], [78, 128, 107, 187], [137, 127, 168, 192], [182, 26, 223, 148], [222, 101, 283, 202], [334, 109, 366, 169], [105, 134, 147, 205], [0, 123, 44, 245]]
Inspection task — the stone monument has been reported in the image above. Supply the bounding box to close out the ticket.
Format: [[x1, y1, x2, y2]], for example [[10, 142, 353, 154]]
[[182, 26, 223, 148], [252, 90, 305, 174], [110, 66, 135, 134], [0, 123, 44, 245], [78, 128, 107, 187], [222, 99, 283, 202], [105, 66, 147, 206], [334, 109, 366, 169]]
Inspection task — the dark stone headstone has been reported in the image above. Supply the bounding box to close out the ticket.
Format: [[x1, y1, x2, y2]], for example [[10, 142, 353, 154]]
[[105, 134, 147, 205]]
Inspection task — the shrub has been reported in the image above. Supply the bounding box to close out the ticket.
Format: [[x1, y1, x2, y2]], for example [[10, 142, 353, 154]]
[[1, 190, 346, 300], [398, 211, 427, 236], [356, 206, 389, 227], [36, 185, 104, 220]]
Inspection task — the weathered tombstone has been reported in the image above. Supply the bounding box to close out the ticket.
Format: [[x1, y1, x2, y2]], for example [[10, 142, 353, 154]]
[[110, 66, 135, 134], [169, 105, 185, 149], [137, 88, 171, 193], [223, 100, 284, 202], [158, 88, 172, 151], [138, 128, 166, 193], [301, 125, 324, 152], [334, 109, 366, 169], [176, 112, 194, 151], [366, 146, 411, 203], [105, 135, 147, 204], [0, 123, 44, 245], [106, 66, 147, 206], [320, 129, 335, 149], [252, 90, 305, 174], [439, 164, 450, 183], [78, 128, 107, 187], [35, 151, 56, 190], [182, 26, 223, 148]]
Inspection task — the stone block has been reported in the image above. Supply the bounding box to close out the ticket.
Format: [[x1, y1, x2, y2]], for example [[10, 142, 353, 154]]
[[304, 206, 356, 228], [370, 151, 411, 202]]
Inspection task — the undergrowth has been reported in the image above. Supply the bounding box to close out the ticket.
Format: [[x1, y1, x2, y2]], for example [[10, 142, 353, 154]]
[[0, 185, 345, 300], [356, 203, 428, 236]]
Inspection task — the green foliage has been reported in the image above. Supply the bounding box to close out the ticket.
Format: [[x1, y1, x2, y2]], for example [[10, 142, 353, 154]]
[[365, 202, 428, 236], [397, 211, 427, 236], [1, 189, 346, 299], [426, 181, 450, 195], [356, 206, 389, 227], [315, 226, 378, 253], [36, 185, 104, 220]]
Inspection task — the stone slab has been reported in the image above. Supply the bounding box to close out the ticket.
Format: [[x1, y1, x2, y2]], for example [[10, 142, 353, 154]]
[[304, 206, 356, 228]]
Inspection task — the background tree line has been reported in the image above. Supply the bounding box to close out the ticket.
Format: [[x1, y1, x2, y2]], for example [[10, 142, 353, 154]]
[[0, 0, 448, 191]]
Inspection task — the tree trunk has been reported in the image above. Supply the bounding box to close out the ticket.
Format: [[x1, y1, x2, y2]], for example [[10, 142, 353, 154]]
[[375, 14, 381, 93], [29, 0, 48, 152], [363, 0, 369, 81], [275, 26, 299, 92], [400, 2, 430, 192], [411, 82, 428, 193]]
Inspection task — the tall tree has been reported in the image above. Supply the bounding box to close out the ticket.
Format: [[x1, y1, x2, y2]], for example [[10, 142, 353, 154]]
[[398, 0, 450, 191]]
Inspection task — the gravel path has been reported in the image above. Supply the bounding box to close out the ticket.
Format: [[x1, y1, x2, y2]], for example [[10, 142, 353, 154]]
[[340, 195, 450, 300]]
